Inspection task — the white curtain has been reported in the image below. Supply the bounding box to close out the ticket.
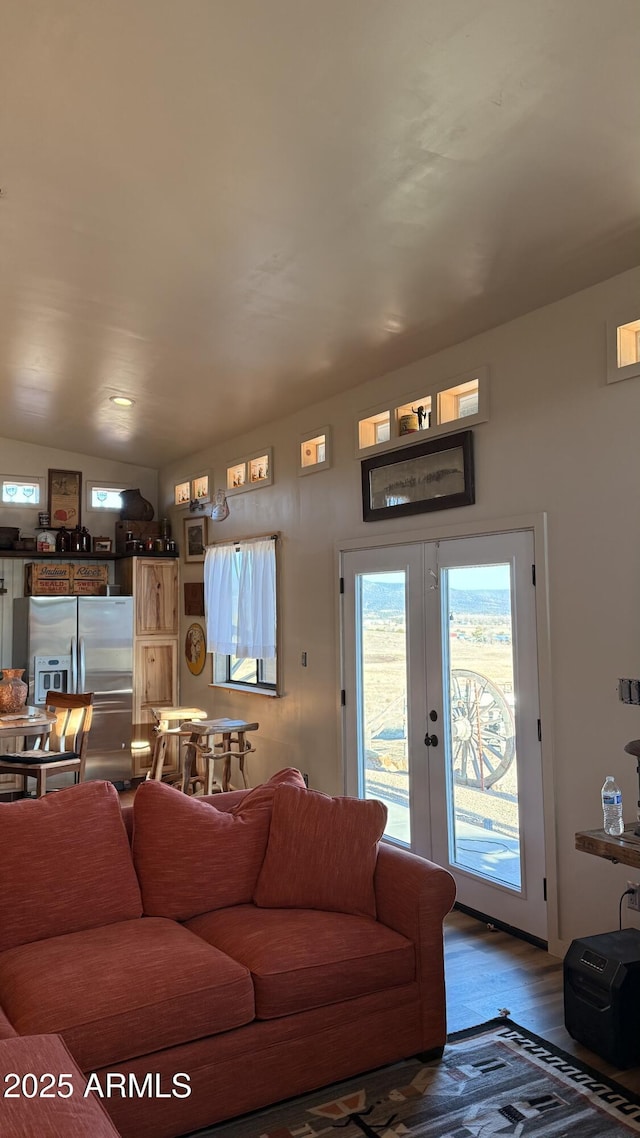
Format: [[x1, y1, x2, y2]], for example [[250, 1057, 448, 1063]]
[[205, 538, 276, 659]]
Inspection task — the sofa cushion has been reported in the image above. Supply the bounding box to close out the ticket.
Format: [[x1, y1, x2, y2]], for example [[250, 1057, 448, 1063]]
[[186, 904, 414, 1019], [254, 785, 386, 918], [132, 767, 307, 921], [0, 781, 142, 953], [0, 917, 254, 1070]]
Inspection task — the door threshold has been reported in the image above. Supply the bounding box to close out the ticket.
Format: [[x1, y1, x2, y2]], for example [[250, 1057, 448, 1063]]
[[454, 902, 548, 951]]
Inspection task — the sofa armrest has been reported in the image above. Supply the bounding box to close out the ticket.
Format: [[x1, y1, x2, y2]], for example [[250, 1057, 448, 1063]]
[[374, 843, 456, 1052]]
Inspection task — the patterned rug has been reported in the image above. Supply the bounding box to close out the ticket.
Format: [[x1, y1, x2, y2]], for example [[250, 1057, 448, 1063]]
[[190, 1018, 640, 1137]]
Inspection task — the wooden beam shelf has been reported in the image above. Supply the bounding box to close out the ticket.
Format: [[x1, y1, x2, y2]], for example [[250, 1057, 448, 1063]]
[[575, 826, 640, 871]]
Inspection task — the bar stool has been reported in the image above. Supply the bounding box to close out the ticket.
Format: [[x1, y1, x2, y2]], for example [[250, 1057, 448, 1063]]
[[147, 706, 209, 785], [180, 719, 259, 794]]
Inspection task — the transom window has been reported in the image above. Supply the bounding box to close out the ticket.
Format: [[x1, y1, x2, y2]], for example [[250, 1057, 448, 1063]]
[[1, 477, 42, 506], [89, 485, 125, 510]]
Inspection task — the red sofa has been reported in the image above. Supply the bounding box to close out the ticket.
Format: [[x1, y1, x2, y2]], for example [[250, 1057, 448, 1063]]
[[0, 771, 456, 1138]]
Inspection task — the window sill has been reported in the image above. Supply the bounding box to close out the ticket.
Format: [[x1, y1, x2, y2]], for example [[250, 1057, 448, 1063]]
[[209, 682, 280, 698]]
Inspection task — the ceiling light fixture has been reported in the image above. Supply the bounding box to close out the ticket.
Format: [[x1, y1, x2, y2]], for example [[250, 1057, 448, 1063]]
[[110, 395, 135, 407]]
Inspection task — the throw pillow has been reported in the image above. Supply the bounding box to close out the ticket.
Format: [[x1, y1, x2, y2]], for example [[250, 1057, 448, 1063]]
[[132, 767, 307, 921], [254, 785, 387, 918], [0, 781, 142, 953]]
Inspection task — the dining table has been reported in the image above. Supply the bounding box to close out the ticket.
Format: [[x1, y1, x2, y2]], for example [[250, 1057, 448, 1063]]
[[0, 706, 57, 742]]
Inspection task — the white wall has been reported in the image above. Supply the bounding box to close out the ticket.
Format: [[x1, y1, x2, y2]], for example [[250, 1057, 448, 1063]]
[[161, 266, 640, 953]]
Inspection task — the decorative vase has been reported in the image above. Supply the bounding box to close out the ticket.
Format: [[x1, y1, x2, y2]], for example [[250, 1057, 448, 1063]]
[[0, 669, 28, 714], [120, 489, 154, 522]]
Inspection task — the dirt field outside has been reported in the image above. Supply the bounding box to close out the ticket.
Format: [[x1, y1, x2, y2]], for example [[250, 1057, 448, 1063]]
[[361, 619, 520, 841]]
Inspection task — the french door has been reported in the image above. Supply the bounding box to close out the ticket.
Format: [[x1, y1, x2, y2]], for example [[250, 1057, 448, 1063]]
[[341, 529, 546, 941]]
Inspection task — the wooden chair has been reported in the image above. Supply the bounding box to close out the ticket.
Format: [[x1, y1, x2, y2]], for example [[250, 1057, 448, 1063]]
[[0, 692, 94, 798]]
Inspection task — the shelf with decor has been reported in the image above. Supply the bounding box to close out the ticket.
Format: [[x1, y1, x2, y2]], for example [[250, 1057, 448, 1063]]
[[0, 551, 179, 560], [356, 366, 488, 457]]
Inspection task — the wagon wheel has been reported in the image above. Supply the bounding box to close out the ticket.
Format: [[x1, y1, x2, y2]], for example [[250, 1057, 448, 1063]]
[[450, 668, 515, 789]]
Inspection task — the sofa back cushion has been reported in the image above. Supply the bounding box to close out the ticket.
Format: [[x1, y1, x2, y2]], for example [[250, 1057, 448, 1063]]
[[254, 785, 387, 918], [132, 768, 307, 921], [0, 781, 142, 953]]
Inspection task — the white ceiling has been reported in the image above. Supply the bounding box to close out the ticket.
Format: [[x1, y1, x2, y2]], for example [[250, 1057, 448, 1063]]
[[1, 0, 639, 468]]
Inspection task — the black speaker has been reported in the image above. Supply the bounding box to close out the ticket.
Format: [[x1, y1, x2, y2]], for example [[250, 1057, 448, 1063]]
[[564, 928, 640, 1068]]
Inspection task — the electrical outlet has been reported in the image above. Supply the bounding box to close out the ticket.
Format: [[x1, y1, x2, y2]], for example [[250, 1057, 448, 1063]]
[[627, 881, 640, 911]]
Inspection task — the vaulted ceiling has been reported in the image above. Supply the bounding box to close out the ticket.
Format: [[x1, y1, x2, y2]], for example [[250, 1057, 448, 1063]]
[[1, 0, 638, 467]]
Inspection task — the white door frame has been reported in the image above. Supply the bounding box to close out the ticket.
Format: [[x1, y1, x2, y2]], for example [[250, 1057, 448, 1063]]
[[337, 511, 560, 956]]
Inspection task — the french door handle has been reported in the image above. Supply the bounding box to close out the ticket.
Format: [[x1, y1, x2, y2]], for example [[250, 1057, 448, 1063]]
[[424, 733, 439, 748]]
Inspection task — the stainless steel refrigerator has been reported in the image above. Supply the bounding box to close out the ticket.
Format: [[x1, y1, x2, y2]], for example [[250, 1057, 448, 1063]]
[[13, 595, 134, 783]]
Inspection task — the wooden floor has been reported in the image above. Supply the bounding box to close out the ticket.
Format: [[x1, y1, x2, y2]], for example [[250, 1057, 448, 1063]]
[[445, 909, 640, 1093]]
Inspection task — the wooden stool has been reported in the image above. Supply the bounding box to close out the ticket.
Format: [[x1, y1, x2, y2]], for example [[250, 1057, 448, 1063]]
[[180, 719, 259, 794], [147, 706, 208, 785]]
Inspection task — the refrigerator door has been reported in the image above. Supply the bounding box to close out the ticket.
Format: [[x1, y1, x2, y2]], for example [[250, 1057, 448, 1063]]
[[77, 597, 134, 782], [13, 597, 77, 703]]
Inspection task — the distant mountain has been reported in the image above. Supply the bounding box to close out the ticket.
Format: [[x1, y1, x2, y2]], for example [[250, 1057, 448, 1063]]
[[362, 580, 510, 616]]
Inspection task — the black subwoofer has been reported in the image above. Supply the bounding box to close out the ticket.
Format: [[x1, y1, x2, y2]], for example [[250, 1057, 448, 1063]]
[[564, 928, 640, 1068]]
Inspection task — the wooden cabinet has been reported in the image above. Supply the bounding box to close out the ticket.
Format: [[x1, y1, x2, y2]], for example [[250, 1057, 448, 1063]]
[[117, 558, 178, 635], [116, 558, 180, 778], [135, 639, 179, 710]]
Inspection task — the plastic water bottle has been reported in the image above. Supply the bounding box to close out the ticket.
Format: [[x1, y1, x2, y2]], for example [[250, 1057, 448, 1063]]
[[601, 776, 624, 836]]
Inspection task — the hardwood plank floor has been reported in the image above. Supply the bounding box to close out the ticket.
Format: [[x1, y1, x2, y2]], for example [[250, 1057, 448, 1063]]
[[445, 909, 640, 1093]]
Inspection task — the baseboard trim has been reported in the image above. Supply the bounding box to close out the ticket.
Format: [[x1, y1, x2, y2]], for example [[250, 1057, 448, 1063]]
[[454, 902, 548, 951]]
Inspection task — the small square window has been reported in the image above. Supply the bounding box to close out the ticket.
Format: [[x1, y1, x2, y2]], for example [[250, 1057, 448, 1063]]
[[438, 378, 479, 424], [299, 427, 331, 474], [89, 486, 124, 510], [192, 475, 209, 502], [227, 463, 246, 490], [227, 448, 273, 494], [359, 412, 390, 450], [174, 481, 191, 506], [1, 478, 41, 506], [607, 316, 640, 384]]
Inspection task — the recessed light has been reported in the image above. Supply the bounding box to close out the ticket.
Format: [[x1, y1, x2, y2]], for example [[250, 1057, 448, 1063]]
[[110, 395, 135, 407]]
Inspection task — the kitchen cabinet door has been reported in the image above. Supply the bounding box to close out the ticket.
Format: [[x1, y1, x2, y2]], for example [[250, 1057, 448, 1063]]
[[135, 560, 179, 635]]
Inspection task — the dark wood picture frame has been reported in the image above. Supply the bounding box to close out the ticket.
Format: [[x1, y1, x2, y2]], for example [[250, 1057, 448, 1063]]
[[48, 468, 82, 529], [361, 430, 475, 522]]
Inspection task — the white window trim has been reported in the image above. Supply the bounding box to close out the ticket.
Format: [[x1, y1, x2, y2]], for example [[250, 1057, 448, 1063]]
[[606, 312, 640, 385], [0, 475, 45, 507], [298, 426, 332, 475], [86, 482, 129, 511], [356, 365, 489, 457]]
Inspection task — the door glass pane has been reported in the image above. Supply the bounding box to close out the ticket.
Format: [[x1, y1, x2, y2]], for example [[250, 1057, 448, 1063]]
[[443, 563, 521, 890], [357, 571, 409, 844]]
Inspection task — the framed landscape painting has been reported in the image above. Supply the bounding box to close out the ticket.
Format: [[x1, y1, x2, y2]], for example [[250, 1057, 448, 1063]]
[[361, 430, 474, 522]]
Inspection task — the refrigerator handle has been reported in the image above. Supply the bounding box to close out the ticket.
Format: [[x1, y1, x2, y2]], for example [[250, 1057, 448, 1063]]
[[79, 638, 86, 692], [71, 637, 78, 693]]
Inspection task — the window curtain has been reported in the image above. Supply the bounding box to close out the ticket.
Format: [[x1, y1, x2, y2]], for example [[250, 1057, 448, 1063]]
[[205, 538, 276, 659]]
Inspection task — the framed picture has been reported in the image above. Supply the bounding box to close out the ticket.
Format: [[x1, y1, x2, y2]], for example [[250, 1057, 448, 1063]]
[[93, 536, 113, 553], [361, 430, 475, 522], [184, 581, 205, 615], [48, 469, 82, 529], [185, 622, 207, 675], [183, 516, 207, 562]]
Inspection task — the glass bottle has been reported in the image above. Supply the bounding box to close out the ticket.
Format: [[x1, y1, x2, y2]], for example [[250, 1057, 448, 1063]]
[[55, 527, 70, 553]]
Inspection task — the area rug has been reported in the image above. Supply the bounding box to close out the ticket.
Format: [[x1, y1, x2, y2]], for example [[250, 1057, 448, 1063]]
[[189, 1018, 640, 1137]]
